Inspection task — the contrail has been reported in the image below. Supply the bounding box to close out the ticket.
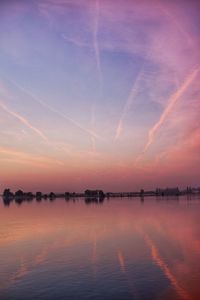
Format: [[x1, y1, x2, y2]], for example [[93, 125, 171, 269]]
[[62, 0, 102, 84], [0, 101, 48, 142], [61, 34, 88, 48], [115, 68, 143, 141], [137, 66, 200, 160], [93, 0, 102, 85], [90, 105, 97, 152], [159, 3, 194, 48], [2, 78, 103, 141]]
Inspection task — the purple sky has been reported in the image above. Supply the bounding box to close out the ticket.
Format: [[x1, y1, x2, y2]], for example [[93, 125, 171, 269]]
[[0, 0, 200, 192]]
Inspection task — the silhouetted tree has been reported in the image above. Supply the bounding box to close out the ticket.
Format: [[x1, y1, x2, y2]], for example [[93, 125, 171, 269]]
[[3, 188, 13, 198], [65, 192, 70, 199], [36, 192, 42, 199], [49, 192, 56, 199], [26, 192, 34, 199], [15, 190, 24, 197]]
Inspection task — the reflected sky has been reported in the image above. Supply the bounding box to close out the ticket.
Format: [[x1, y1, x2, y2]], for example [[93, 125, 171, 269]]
[[0, 196, 200, 300]]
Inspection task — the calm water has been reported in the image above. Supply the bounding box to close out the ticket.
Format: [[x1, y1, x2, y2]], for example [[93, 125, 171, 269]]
[[0, 196, 200, 300]]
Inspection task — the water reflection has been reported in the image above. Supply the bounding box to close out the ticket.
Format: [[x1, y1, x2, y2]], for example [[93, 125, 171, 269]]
[[144, 235, 191, 300], [0, 196, 200, 300], [2, 196, 101, 206], [2, 195, 107, 206], [3, 194, 199, 207]]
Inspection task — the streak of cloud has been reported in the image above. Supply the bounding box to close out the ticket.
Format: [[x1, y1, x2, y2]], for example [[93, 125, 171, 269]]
[[61, 35, 88, 48], [4, 78, 103, 141], [136, 66, 200, 161], [115, 68, 144, 141], [0, 101, 48, 143], [93, 0, 102, 86], [62, 0, 102, 85], [159, 3, 194, 47], [90, 105, 96, 152]]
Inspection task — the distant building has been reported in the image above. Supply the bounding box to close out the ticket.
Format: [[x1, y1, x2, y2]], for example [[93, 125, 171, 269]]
[[84, 189, 105, 198], [156, 187, 180, 196]]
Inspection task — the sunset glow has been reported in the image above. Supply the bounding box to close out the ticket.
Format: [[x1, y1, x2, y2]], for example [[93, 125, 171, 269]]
[[0, 0, 199, 192]]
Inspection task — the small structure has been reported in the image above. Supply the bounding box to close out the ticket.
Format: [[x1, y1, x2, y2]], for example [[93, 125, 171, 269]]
[[84, 189, 105, 198], [156, 187, 180, 196]]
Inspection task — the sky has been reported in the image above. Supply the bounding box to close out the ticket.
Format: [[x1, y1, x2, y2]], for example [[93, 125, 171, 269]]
[[0, 0, 199, 192]]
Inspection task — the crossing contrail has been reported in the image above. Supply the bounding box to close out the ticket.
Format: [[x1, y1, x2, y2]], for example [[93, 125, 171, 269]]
[[0, 101, 48, 142], [159, 2, 194, 47], [136, 66, 200, 161], [1, 78, 103, 141]]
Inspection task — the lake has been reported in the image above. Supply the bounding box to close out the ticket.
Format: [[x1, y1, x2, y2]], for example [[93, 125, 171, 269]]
[[0, 196, 200, 300]]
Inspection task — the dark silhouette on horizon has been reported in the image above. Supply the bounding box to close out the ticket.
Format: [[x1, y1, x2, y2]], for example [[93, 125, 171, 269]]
[[1, 186, 200, 206]]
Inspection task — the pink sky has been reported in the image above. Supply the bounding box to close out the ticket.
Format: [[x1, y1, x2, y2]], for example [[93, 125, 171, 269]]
[[0, 0, 199, 192]]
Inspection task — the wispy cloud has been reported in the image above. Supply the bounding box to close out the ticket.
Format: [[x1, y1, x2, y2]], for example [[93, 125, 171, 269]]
[[1, 0, 199, 189], [136, 66, 200, 162], [158, 2, 194, 48], [2, 78, 103, 141], [93, 0, 102, 85], [90, 104, 97, 152], [61, 0, 103, 85], [115, 67, 143, 141], [0, 101, 48, 143], [61, 35, 88, 48]]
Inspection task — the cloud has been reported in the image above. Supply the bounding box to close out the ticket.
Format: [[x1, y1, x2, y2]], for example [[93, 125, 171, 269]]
[[92, 0, 102, 85], [2, 78, 103, 141], [0, 101, 49, 143], [115, 67, 144, 141], [136, 66, 200, 161]]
